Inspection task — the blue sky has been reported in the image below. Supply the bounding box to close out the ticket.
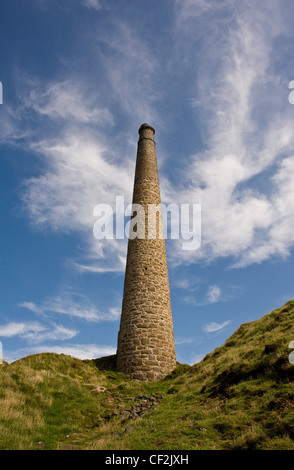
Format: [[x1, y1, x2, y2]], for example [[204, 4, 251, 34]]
[[1, 0, 294, 365]]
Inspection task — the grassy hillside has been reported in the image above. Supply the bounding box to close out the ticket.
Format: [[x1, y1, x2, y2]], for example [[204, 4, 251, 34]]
[[1, 300, 294, 450]]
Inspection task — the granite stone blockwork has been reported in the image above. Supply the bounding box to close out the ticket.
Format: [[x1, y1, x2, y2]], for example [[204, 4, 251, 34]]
[[116, 124, 176, 381]]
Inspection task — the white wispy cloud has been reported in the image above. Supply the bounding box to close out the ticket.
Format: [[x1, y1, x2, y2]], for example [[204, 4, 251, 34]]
[[73, 259, 125, 274], [168, 0, 294, 268], [182, 284, 223, 306], [39, 343, 116, 359], [21, 134, 130, 234], [174, 0, 215, 23], [0, 321, 78, 343], [3, 343, 116, 363], [82, 0, 102, 10], [97, 20, 161, 126], [21, 80, 113, 124], [0, 322, 42, 338], [19, 294, 120, 323], [206, 285, 222, 304], [18, 302, 44, 315], [6, 73, 134, 273], [202, 320, 231, 333], [174, 279, 191, 290], [188, 352, 205, 366], [33, 0, 103, 12], [175, 336, 193, 345], [174, 277, 200, 291]]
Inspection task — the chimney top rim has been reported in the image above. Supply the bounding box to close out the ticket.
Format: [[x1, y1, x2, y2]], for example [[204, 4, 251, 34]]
[[138, 123, 155, 135]]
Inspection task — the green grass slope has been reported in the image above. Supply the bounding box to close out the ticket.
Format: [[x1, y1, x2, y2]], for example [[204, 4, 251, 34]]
[[1, 300, 294, 450]]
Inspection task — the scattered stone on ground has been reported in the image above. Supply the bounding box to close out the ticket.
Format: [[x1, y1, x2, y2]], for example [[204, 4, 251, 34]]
[[35, 441, 45, 448], [92, 386, 107, 393], [62, 444, 78, 450], [121, 393, 163, 430]]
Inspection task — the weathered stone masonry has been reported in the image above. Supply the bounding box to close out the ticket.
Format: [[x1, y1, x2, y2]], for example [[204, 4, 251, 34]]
[[116, 124, 176, 381]]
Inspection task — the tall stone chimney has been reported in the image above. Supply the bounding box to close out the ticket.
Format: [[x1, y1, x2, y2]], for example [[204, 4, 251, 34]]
[[116, 124, 176, 381]]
